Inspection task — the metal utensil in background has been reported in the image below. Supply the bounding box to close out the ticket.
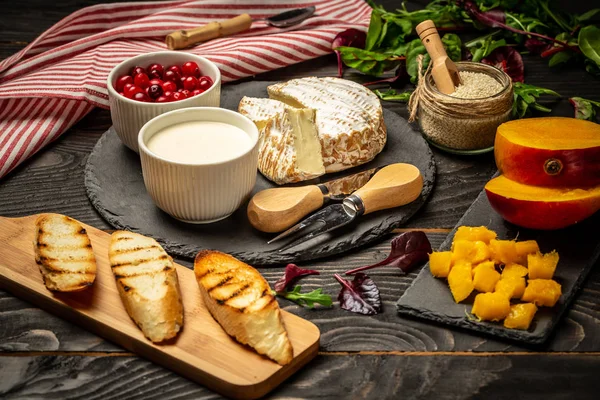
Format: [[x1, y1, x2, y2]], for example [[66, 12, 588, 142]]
[[271, 163, 424, 251], [166, 6, 316, 50], [247, 166, 382, 233]]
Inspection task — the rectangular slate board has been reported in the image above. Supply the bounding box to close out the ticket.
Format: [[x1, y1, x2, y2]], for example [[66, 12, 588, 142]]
[[397, 189, 600, 345]]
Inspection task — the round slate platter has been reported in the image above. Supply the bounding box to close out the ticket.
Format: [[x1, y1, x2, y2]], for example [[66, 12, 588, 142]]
[[85, 80, 435, 265]]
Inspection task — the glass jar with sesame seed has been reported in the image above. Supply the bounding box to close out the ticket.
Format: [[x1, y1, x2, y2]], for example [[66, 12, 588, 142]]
[[415, 62, 513, 155]]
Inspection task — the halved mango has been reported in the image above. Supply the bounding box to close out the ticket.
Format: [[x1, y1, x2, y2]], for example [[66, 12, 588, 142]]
[[471, 292, 511, 321], [521, 279, 562, 307], [429, 251, 453, 278], [448, 261, 473, 303], [485, 175, 600, 230], [504, 303, 538, 330], [528, 251, 559, 279]]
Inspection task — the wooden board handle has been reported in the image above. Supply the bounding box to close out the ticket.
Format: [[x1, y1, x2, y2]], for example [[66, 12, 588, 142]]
[[353, 164, 423, 215], [247, 186, 325, 233], [166, 14, 253, 50]]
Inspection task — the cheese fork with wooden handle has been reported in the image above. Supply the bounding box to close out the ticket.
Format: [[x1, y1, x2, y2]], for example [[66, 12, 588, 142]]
[[247, 166, 382, 233], [271, 164, 424, 251], [166, 6, 316, 50], [415, 19, 461, 94]]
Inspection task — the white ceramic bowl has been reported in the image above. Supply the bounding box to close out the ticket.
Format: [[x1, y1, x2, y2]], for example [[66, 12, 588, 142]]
[[138, 107, 259, 224], [107, 51, 221, 153]]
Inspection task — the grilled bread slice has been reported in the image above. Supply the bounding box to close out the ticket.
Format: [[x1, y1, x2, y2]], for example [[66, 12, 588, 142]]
[[194, 250, 293, 365], [34, 214, 97, 292], [108, 231, 183, 343]]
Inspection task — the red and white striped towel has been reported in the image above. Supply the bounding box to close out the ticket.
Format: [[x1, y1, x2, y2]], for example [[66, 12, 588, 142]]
[[0, 0, 371, 179]]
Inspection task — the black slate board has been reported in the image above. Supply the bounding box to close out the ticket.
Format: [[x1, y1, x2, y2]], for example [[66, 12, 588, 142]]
[[85, 80, 435, 265], [397, 189, 600, 345]]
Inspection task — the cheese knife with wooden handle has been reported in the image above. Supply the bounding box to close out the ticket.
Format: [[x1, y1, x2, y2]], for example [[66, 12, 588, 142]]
[[166, 6, 316, 50], [247, 166, 382, 234]]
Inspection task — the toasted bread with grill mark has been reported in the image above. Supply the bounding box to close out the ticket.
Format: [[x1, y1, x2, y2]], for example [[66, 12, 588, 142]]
[[108, 231, 183, 343], [194, 250, 293, 365], [34, 214, 97, 292]]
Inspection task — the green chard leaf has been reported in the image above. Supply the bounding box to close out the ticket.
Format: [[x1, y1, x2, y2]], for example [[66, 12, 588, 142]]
[[569, 97, 600, 121], [577, 9, 600, 23], [365, 9, 383, 51], [277, 285, 333, 309], [373, 89, 413, 102], [512, 82, 560, 118], [579, 25, 600, 67], [465, 32, 506, 62], [337, 46, 403, 77]]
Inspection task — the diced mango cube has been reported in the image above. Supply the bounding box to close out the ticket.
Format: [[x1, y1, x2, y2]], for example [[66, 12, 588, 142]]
[[489, 239, 518, 265], [473, 262, 501, 293], [471, 292, 511, 321], [429, 251, 453, 278], [504, 303, 538, 330], [495, 277, 526, 299], [521, 279, 562, 307], [516, 240, 540, 263], [452, 240, 490, 264], [453, 226, 497, 244], [448, 261, 473, 303], [501, 263, 528, 279], [528, 251, 559, 279]]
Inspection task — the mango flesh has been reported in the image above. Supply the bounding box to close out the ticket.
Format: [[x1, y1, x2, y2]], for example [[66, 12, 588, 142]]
[[429, 251, 453, 278], [448, 261, 474, 303], [501, 263, 528, 279], [473, 262, 500, 293], [504, 303, 538, 330], [495, 117, 600, 188], [489, 239, 519, 265], [495, 276, 526, 299], [453, 226, 497, 244], [485, 175, 600, 230], [452, 240, 490, 264], [516, 240, 540, 264], [521, 279, 562, 307], [471, 292, 511, 321], [528, 251, 559, 279]]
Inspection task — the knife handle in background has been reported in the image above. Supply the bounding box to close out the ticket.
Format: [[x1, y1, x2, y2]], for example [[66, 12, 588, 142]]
[[353, 164, 424, 215], [247, 186, 325, 233], [166, 14, 253, 50]]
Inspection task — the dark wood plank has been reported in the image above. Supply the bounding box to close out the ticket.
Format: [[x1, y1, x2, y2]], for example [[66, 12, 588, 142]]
[[2, 233, 600, 353], [1, 353, 600, 399]]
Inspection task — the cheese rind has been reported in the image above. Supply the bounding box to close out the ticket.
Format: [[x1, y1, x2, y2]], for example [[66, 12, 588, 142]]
[[259, 108, 325, 184], [267, 77, 386, 173], [238, 97, 286, 131]]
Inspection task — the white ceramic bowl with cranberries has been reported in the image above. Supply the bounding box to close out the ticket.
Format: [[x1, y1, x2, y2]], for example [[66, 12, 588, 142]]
[[107, 51, 221, 153]]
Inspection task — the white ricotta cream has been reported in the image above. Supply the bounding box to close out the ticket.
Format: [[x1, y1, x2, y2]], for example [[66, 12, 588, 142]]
[[147, 121, 252, 164]]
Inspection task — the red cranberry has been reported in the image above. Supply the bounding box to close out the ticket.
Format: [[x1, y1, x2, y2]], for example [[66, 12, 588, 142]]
[[156, 95, 170, 103], [182, 76, 198, 91], [164, 70, 181, 83], [163, 91, 173, 98], [166, 65, 182, 76], [171, 92, 186, 101], [192, 89, 204, 96], [131, 66, 146, 77], [118, 92, 124, 97], [123, 83, 134, 93], [181, 89, 191, 98], [198, 76, 213, 91], [149, 78, 163, 86], [147, 84, 163, 100], [162, 81, 177, 92], [148, 63, 164, 80], [115, 75, 133, 92], [182, 61, 200, 77], [124, 85, 144, 98], [132, 92, 151, 102], [134, 73, 150, 89]]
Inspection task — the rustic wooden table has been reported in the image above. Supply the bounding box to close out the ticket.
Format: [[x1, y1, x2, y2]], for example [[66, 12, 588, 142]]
[[1, 1, 599, 399]]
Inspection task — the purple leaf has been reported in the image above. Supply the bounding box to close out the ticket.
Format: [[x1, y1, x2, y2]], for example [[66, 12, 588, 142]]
[[345, 231, 432, 275], [335, 273, 382, 315], [332, 28, 367, 77], [482, 46, 525, 82], [274, 263, 319, 292], [525, 38, 552, 55]]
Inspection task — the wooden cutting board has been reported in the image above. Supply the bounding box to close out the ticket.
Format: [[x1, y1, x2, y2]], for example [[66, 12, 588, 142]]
[[0, 214, 320, 400]]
